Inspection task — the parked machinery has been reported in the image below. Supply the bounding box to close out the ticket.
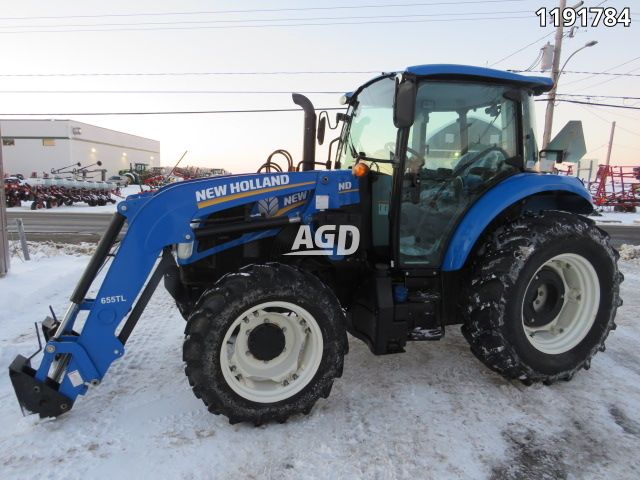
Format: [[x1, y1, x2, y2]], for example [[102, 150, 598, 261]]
[[3, 175, 119, 209], [3, 177, 32, 207], [589, 164, 640, 212]]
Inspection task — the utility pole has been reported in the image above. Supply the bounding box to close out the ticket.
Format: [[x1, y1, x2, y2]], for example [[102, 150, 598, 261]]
[[0, 124, 10, 277], [605, 121, 616, 167], [542, 0, 567, 149]]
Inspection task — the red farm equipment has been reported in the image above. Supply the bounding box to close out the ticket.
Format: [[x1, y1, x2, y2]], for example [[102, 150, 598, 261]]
[[588, 165, 640, 212], [3, 176, 120, 209], [3, 177, 32, 207]]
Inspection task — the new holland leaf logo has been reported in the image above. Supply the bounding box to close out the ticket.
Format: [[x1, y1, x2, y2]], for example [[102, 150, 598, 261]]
[[285, 225, 360, 256], [257, 197, 279, 217]]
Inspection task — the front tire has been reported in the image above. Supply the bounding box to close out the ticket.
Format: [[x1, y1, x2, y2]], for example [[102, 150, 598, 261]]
[[461, 211, 622, 384], [183, 263, 347, 424]]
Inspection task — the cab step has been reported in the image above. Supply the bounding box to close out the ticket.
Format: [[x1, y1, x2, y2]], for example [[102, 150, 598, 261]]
[[407, 326, 444, 341]]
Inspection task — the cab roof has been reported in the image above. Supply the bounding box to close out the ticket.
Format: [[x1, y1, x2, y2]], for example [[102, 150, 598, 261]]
[[344, 64, 553, 101], [405, 64, 553, 94]]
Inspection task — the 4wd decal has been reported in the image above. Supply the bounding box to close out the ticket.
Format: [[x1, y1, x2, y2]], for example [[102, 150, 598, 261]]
[[285, 225, 360, 256]]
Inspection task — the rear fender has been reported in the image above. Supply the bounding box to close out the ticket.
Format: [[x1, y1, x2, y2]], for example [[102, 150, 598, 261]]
[[442, 173, 592, 271]]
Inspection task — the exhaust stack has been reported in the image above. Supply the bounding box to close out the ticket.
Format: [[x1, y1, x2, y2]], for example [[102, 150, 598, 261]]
[[292, 93, 316, 171]]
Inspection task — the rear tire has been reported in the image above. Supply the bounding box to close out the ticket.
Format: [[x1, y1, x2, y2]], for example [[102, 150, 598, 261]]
[[183, 263, 347, 424], [461, 211, 622, 384]]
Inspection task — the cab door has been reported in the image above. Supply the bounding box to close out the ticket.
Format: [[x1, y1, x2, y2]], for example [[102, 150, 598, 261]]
[[397, 81, 522, 268]]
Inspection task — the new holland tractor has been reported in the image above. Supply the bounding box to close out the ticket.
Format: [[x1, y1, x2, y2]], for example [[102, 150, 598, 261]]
[[9, 64, 622, 425]]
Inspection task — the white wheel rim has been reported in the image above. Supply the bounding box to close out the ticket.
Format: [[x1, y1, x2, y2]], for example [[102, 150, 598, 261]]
[[522, 253, 600, 355], [219, 301, 323, 403]]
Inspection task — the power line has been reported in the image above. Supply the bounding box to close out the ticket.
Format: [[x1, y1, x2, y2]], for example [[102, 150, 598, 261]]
[[0, 15, 532, 34], [0, 90, 345, 95], [556, 93, 640, 101], [581, 66, 640, 91], [510, 69, 640, 78], [551, 99, 640, 110], [577, 103, 618, 124], [604, 109, 640, 123], [0, 10, 532, 30], [489, 31, 555, 67], [560, 56, 640, 87], [0, 107, 347, 116], [0, 70, 383, 78], [584, 143, 607, 156], [497, 3, 609, 73], [616, 124, 640, 138], [558, 70, 640, 77], [614, 143, 639, 150], [0, 1, 528, 21], [7, 90, 636, 100], [576, 104, 640, 138]]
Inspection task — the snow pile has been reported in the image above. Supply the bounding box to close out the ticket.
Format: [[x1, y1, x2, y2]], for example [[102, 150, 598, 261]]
[[8, 240, 96, 260], [619, 244, 640, 263], [0, 254, 639, 478]]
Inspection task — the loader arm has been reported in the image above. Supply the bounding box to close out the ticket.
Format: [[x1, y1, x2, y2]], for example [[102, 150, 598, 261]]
[[9, 170, 359, 417]]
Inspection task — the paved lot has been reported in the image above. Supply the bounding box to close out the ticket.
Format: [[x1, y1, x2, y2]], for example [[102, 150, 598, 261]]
[[6, 210, 640, 247]]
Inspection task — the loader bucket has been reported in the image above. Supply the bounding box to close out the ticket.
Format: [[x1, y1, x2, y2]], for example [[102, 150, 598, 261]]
[[9, 355, 74, 418]]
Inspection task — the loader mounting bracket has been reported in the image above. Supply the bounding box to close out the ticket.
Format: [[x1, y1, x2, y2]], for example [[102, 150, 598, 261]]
[[9, 355, 74, 418]]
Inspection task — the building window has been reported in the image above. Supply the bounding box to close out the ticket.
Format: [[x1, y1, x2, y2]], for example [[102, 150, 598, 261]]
[[42, 138, 56, 146], [2, 138, 15, 146]]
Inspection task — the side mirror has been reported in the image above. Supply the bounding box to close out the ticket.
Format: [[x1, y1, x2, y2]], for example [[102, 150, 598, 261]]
[[317, 116, 326, 145], [393, 76, 417, 128]]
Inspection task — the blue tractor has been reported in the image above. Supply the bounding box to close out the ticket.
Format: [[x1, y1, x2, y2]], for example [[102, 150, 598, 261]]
[[10, 65, 622, 424]]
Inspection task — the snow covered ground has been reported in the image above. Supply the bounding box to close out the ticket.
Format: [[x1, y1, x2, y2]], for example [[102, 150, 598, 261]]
[[593, 210, 640, 225], [1, 245, 639, 479]]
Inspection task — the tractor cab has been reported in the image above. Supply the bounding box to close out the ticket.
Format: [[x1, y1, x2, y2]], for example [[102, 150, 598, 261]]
[[337, 65, 553, 268]]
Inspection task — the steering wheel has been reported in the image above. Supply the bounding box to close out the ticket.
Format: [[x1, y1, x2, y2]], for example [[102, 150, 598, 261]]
[[405, 147, 426, 170], [452, 146, 508, 177]]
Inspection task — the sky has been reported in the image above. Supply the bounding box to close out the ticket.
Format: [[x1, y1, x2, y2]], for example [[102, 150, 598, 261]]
[[0, 0, 637, 174]]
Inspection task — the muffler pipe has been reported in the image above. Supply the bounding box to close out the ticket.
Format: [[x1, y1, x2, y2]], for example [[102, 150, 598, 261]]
[[292, 93, 317, 171]]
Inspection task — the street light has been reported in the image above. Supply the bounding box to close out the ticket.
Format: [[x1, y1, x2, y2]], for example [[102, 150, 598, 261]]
[[560, 40, 598, 74], [542, 40, 598, 149]]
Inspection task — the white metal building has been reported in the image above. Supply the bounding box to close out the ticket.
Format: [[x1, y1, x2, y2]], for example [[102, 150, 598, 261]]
[[0, 119, 160, 179]]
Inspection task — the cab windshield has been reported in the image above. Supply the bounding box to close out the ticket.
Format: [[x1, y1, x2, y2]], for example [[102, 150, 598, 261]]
[[338, 77, 397, 169]]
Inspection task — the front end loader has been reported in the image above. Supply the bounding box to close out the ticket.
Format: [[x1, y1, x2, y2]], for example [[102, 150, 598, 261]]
[[10, 64, 622, 425]]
